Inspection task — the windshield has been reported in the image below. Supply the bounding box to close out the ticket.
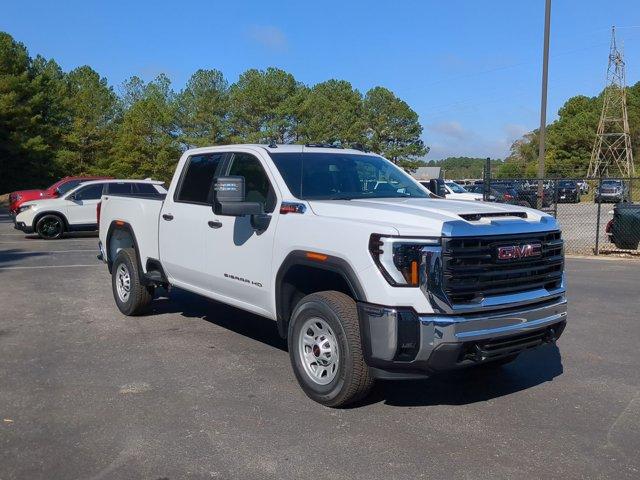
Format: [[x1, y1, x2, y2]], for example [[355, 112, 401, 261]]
[[558, 181, 575, 188], [602, 180, 620, 187], [445, 181, 468, 193], [269, 152, 429, 200], [56, 180, 83, 195]]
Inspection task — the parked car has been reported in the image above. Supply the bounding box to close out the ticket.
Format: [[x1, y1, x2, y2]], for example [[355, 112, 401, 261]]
[[13, 179, 166, 239], [595, 180, 629, 203], [491, 182, 552, 209], [577, 180, 590, 194], [555, 180, 580, 203], [606, 203, 640, 250], [420, 179, 483, 201], [8, 176, 111, 216], [98, 144, 567, 407]]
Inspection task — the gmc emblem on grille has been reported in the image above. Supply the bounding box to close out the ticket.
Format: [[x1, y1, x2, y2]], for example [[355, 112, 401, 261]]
[[497, 243, 542, 260]]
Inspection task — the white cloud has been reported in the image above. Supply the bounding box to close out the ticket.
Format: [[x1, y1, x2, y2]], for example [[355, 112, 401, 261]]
[[425, 120, 530, 160], [248, 25, 288, 52], [426, 121, 469, 140]]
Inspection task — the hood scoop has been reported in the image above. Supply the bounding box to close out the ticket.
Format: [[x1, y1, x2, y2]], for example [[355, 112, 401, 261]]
[[459, 211, 527, 222]]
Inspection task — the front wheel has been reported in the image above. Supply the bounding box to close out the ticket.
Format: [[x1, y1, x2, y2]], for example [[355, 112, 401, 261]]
[[288, 291, 374, 407], [111, 248, 153, 315], [36, 214, 65, 239]]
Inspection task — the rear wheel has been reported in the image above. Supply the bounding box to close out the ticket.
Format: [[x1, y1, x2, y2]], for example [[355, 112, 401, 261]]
[[111, 248, 153, 315], [35, 214, 65, 239], [288, 291, 374, 407]]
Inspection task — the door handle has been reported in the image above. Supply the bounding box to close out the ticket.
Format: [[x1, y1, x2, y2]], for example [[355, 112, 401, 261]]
[[208, 220, 222, 229], [162, 213, 174, 221]]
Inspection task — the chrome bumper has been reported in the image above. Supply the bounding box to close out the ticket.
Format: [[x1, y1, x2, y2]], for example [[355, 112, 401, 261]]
[[359, 296, 567, 374]]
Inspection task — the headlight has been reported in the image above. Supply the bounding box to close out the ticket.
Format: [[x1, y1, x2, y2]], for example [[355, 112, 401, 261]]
[[369, 235, 440, 287], [17, 204, 34, 214]]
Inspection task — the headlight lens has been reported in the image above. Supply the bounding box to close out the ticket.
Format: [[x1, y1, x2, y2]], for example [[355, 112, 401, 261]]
[[369, 235, 440, 287], [17, 204, 34, 214]]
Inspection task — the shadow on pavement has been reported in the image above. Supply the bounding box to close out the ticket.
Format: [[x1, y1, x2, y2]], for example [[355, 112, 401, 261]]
[[145, 287, 564, 408], [0, 248, 48, 265], [149, 287, 287, 352]]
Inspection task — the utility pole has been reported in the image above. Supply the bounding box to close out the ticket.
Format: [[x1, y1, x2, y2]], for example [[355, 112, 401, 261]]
[[537, 0, 551, 208], [587, 26, 635, 178]]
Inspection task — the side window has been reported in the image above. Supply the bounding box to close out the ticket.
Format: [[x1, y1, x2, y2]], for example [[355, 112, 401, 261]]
[[106, 183, 133, 195], [135, 183, 159, 195], [74, 184, 104, 201], [176, 153, 224, 204], [227, 153, 276, 213]]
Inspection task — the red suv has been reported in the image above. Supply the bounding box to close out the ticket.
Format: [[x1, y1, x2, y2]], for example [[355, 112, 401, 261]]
[[8, 176, 112, 215]]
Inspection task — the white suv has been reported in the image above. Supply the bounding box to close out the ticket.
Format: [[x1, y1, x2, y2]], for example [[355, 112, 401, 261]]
[[14, 179, 166, 239]]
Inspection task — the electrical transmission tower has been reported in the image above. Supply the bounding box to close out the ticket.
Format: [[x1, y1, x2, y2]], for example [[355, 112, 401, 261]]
[[588, 26, 635, 178]]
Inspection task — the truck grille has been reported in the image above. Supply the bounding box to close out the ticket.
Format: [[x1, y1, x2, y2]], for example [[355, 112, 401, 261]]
[[441, 231, 563, 304]]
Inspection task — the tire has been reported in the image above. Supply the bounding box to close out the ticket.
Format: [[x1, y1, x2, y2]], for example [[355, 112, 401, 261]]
[[111, 248, 153, 315], [35, 214, 65, 239], [288, 291, 373, 407]]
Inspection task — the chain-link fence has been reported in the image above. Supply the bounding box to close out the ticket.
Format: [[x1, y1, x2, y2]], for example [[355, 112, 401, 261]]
[[461, 176, 640, 256]]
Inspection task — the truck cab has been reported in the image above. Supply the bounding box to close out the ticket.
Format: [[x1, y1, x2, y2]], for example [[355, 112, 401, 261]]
[[99, 144, 567, 407]]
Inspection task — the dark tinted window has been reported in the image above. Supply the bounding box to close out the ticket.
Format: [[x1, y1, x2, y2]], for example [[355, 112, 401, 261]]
[[106, 183, 133, 195], [176, 153, 224, 204], [270, 152, 428, 200], [74, 184, 104, 200], [227, 153, 276, 213], [135, 183, 159, 194]]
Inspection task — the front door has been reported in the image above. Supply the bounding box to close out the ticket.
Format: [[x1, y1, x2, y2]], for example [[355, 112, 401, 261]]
[[66, 183, 105, 226], [159, 152, 225, 291], [206, 150, 279, 315]]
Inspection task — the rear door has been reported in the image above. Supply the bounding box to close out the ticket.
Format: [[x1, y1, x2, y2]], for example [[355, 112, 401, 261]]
[[159, 152, 226, 291], [66, 183, 105, 226]]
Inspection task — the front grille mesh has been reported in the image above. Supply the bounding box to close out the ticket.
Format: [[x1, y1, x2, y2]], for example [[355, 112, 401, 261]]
[[441, 231, 563, 304]]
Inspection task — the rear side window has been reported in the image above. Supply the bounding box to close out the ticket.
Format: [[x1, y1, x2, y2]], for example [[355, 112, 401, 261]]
[[74, 184, 104, 200], [135, 183, 158, 194], [106, 183, 133, 195], [176, 153, 224, 204]]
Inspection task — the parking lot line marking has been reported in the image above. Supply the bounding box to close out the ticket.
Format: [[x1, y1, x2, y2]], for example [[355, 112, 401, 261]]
[[0, 264, 98, 270], [0, 241, 96, 245], [4, 249, 97, 254]]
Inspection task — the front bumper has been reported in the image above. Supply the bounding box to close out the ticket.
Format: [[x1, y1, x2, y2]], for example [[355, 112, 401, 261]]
[[358, 296, 567, 375], [13, 221, 34, 234]]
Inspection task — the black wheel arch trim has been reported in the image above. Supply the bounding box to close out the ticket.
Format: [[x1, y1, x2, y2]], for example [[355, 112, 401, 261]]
[[105, 221, 162, 286], [275, 250, 367, 338]]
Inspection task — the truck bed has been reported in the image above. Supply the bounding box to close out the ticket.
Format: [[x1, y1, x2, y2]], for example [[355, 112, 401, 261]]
[[99, 194, 164, 271]]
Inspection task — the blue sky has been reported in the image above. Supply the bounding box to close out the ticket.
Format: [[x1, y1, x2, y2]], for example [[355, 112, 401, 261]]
[[2, 0, 639, 159]]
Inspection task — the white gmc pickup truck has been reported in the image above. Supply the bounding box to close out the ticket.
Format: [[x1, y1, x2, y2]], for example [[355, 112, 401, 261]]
[[98, 144, 567, 407]]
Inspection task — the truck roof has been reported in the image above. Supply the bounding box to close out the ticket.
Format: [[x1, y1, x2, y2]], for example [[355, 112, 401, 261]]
[[78, 179, 165, 186]]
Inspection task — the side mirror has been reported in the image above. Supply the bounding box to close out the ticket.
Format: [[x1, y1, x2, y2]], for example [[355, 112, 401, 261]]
[[212, 176, 263, 216]]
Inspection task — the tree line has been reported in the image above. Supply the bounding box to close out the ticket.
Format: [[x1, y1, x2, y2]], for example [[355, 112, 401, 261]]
[[0, 32, 427, 192], [498, 81, 640, 178]]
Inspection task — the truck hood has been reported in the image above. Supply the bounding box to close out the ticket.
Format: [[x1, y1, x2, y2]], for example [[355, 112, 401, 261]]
[[308, 198, 559, 237], [447, 192, 484, 201]]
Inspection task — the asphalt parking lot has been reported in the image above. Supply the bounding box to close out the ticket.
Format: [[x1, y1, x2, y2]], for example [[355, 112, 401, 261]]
[[1, 210, 639, 479]]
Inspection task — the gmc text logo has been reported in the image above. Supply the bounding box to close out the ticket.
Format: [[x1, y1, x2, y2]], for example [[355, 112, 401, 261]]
[[497, 243, 542, 260]]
